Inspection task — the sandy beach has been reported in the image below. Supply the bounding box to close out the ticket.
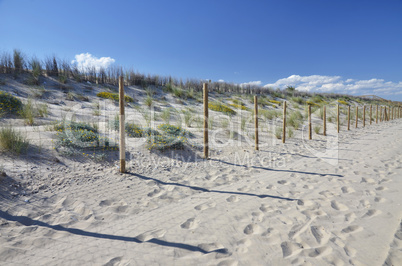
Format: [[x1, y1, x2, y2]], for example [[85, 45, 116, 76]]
[[1, 101, 401, 265]]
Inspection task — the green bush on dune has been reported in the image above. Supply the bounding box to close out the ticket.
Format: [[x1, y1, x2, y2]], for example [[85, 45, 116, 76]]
[[97, 91, 133, 103], [0, 91, 23, 115]]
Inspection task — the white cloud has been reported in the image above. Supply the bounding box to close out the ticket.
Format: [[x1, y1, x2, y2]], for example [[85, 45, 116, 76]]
[[218, 79, 225, 83], [264, 75, 402, 99], [71, 53, 115, 72], [240, 80, 262, 87]]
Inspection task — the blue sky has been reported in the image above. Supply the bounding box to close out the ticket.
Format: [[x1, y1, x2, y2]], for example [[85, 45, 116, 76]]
[[1, 0, 401, 101]]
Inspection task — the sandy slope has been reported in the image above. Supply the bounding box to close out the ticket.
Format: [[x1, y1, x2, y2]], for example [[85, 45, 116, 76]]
[[0, 118, 401, 265]]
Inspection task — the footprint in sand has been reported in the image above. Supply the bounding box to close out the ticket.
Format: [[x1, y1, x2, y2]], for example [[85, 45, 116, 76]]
[[311, 225, 330, 244], [104, 257, 122, 266], [251, 211, 264, 222], [226, 195, 239, 203], [99, 199, 113, 207], [379, 178, 391, 184], [331, 200, 349, 211], [345, 212, 357, 223], [342, 225, 363, 234], [136, 229, 166, 242], [363, 209, 381, 218], [277, 180, 289, 185], [344, 245, 357, 257], [194, 202, 216, 211], [361, 177, 376, 184], [217, 259, 238, 266], [243, 224, 262, 235], [359, 199, 371, 208], [281, 241, 303, 258], [341, 186, 355, 193], [261, 228, 281, 244], [266, 184, 277, 190], [259, 204, 274, 213], [181, 218, 198, 230], [236, 238, 252, 253], [308, 246, 332, 258], [297, 199, 314, 207], [375, 197, 386, 203], [375, 186, 388, 191], [147, 188, 163, 197], [303, 185, 314, 189]]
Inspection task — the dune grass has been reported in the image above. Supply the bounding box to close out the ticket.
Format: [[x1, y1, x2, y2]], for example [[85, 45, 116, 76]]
[[0, 126, 29, 154]]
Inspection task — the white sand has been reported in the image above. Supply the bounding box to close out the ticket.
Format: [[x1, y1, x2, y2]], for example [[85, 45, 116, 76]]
[[0, 75, 401, 265], [1, 118, 401, 265]]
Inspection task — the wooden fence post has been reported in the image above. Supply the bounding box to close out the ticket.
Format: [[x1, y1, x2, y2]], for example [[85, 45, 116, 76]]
[[337, 104, 340, 133], [370, 105, 372, 125], [323, 106, 327, 136], [380, 107, 383, 122], [347, 105, 350, 130], [119, 76, 126, 173], [384, 107, 388, 121], [203, 83, 209, 159], [254, 96, 259, 150], [308, 104, 312, 140], [376, 105, 378, 123], [355, 106, 358, 128], [363, 106, 366, 128], [282, 101, 286, 144]]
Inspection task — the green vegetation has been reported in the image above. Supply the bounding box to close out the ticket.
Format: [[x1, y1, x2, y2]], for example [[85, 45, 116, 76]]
[[260, 109, 281, 120], [287, 127, 294, 138], [18, 99, 49, 125], [0, 91, 23, 115], [314, 125, 321, 134], [287, 111, 303, 129], [97, 92, 133, 103], [275, 127, 282, 139], [208, 102, 236, 115], [0, 126, 29, 154], [161, 108, 171, 123], [55, 121, 115, 150]]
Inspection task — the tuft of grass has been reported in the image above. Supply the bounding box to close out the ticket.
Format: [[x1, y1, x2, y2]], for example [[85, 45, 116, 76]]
[[145, 95, 153, 107], [274, 127, 282, 139], [314, 125, 321, 134], [36, 103, 49, 117], [260, 109, 281, 120], [58, 75, 67, 84], [0, 126, 29, 154], [287, 111, 303, 129], [31, 86, 45, 99], [18, 99, 35, 125], [287, 127, 294, 138], [161, 108, 171, 123]]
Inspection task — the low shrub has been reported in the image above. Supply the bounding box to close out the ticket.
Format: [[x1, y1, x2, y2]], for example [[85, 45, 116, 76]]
[[97, 92, 133, 103], [229, 103, 249, 111], [146, 134, 186, 151], [0, 91, 23, 115], [158, 123, 192, 137], [208, 102, 236, 116]]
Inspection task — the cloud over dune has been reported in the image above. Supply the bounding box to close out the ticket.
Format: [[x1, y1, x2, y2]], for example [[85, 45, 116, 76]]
[[264, 75, 402, 98], [71, 53, 115, 71]]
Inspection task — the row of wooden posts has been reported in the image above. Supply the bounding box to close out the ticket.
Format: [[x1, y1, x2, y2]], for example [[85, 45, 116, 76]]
[[204, 84, 401, 159], [118, 79, 401, 172]]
